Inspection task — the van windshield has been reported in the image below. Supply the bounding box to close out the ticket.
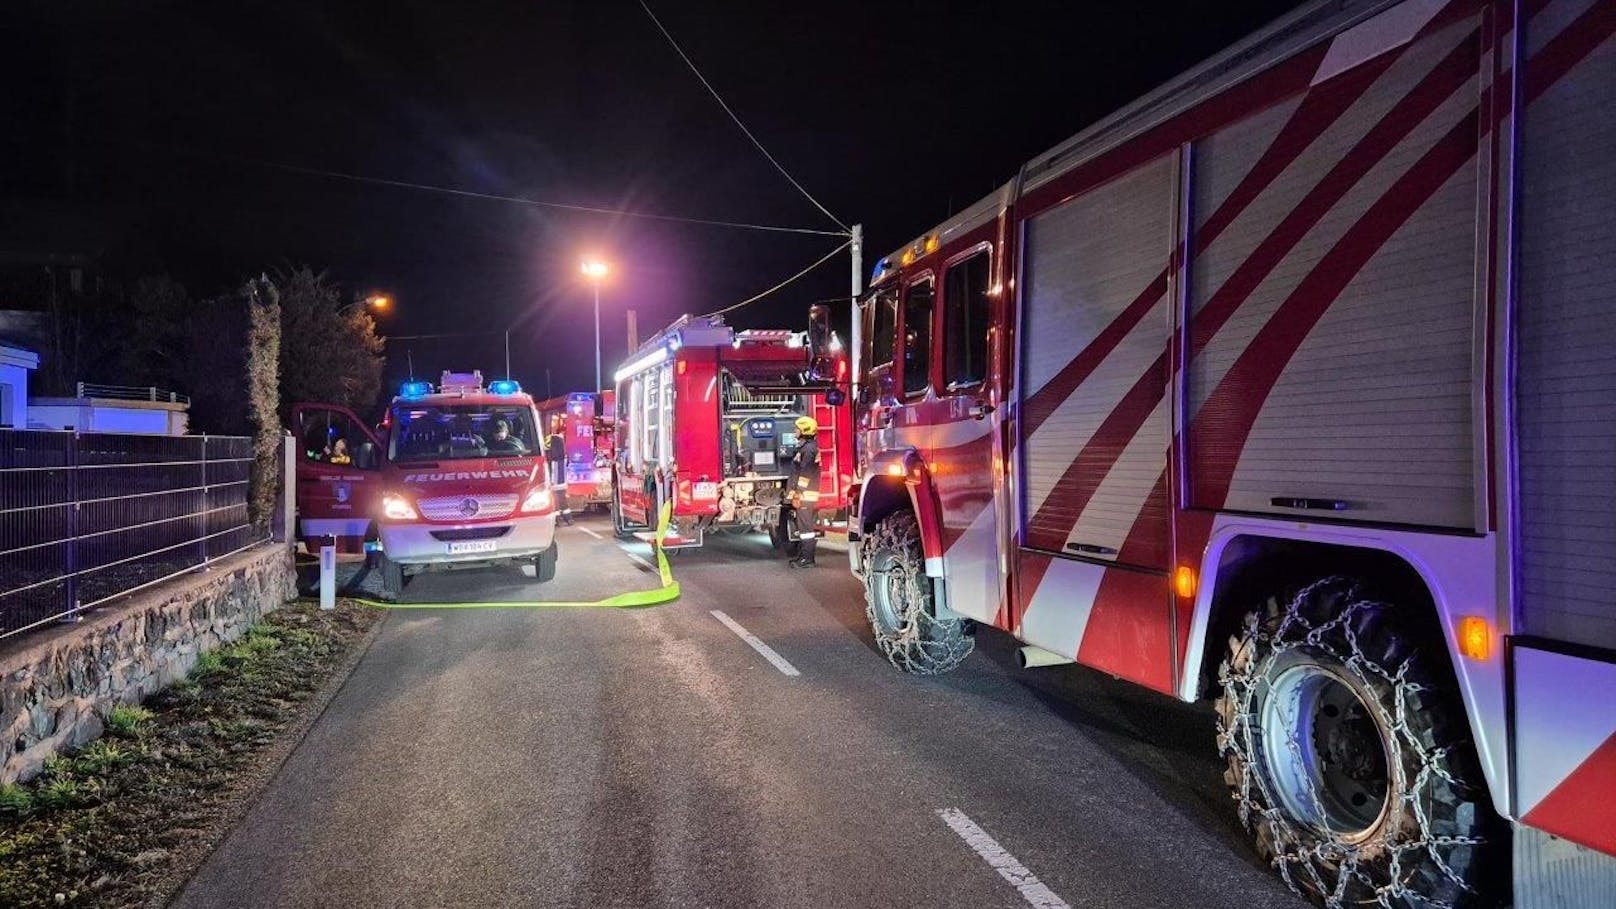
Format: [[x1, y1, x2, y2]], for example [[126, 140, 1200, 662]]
[[389, 403, 540, 462]]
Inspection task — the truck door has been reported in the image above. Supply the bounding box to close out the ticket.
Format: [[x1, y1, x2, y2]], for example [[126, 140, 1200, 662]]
[[291, 403, 384, 553], [928, 245, 1003, 625]]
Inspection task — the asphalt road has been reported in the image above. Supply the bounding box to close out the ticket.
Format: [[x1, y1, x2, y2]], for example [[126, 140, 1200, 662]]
[[174, 515, 1304, 909]]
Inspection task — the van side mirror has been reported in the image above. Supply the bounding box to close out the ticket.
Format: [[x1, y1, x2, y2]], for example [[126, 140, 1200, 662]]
[[356, 441, 379, 470]]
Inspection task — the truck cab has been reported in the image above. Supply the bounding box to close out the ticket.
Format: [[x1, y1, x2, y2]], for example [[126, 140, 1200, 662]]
[[292, 370, 560, 596]]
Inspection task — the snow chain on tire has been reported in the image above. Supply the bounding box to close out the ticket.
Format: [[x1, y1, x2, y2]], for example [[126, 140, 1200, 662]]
[[1215, 577, 1498, 909], [862, 512, 972, 675]]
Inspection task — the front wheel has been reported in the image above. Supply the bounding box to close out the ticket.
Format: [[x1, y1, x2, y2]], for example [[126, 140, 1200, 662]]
[[533, 541, 558, 583], [861, 512, 972, 675], [1215, 577, 1499, 908]]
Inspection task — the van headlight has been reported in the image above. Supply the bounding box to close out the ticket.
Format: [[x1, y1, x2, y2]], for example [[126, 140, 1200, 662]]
[[521, 487, 553, 513], [382, 493, 418, 521]]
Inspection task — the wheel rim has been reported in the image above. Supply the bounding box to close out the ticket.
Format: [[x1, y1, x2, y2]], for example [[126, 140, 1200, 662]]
[[1258, 661, 1393, 841], [867, 550, 908, 636]]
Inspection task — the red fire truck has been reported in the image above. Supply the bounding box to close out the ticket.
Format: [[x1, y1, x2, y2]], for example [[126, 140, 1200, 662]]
[[292, 370, 559, 597], [537, 391, 613, 509], [845, 1, 1616, 905], [611, 316, 852, 549]]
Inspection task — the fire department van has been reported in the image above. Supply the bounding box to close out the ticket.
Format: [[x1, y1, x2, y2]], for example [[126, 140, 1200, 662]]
[[611, 315, 852, 549], [845, 1, 1616, 906], [292, 370, 559, 597], [537, 391, 613, 509]]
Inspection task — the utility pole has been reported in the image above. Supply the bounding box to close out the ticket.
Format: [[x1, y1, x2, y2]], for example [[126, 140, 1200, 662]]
[[626, 309, 639, 359], [849, 223, 863, 399], [593, 281, 602, 394], [504, 329, 511, 380]]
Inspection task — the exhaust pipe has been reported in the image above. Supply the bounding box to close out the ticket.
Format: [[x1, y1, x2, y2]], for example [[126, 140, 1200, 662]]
[[1017, 645, 1074, 669]]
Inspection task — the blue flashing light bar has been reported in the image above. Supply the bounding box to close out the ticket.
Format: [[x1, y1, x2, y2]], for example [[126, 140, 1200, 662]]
[[400, 381, 433, 399], [488, 379, 521, 395]]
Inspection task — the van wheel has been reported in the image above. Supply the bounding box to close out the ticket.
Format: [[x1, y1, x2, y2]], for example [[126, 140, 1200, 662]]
[[364, 552, 405, 602], [862, 512, 972, 675], [533, 542, 558, 583], [1215, 577, 1499, 909]]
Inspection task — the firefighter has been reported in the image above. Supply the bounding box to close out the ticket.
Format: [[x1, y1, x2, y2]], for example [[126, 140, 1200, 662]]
[[546, 418, 573, 525], [785, 415, 820, 568]]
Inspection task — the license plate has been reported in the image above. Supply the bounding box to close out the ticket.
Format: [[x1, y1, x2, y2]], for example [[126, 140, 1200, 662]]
[[694, 482, 718, 499], [447, 540, 498, 554]]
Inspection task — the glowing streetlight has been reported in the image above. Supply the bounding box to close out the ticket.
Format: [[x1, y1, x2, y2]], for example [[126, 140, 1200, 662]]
[[366, 293, 392, 311], [581, 259, 609, 391]]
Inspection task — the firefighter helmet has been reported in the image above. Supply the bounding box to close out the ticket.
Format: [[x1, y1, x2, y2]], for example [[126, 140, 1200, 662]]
[[795, 416, 819, 436]]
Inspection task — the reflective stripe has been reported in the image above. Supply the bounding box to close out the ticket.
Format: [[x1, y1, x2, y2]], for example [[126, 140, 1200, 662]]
[[800, 492, 821, 502], [797, 532, 818, 539], [796, 477, 810, 488]]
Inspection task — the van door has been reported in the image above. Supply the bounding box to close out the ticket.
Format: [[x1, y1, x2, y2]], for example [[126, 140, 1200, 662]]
[[291, 403, 384, 552]]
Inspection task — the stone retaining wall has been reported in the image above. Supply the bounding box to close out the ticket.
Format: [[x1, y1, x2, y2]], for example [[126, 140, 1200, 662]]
[[0, 544, 294, 783]]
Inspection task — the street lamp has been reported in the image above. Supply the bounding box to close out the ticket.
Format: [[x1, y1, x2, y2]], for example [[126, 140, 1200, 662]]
[[365, 294, 391, 311], [580, 259, 609, 391]]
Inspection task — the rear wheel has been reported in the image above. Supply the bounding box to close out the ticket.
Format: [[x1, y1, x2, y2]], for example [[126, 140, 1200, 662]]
[[770, 508, 801, 558], [861, 512, 972, 674], [1215, 577, 1499, 908], [610, 476, 637, 540], [533, 542, 558, 583]]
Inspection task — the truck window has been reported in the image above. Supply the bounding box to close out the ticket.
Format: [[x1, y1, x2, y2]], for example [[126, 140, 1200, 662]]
[[943, 250, 992, 389], [868, 288, 897, 369], [902, 278, 934, 397]]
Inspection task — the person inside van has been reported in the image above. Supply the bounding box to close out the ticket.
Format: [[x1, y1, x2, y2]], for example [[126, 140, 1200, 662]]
[[488, 418, 526, 454]]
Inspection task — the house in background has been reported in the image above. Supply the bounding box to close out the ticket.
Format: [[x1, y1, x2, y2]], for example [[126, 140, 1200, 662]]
[[29, 383, 190, 435], [0, 341, 39, 428]]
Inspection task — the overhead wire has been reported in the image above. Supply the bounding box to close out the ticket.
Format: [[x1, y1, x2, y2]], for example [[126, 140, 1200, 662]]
[[112, 137, 847, 237], [637, 0, 851, 235], [702, 239, 852, 319]]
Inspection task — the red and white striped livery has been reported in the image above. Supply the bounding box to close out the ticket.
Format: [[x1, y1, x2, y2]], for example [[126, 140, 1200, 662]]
[[846, 1, 1616, 905]]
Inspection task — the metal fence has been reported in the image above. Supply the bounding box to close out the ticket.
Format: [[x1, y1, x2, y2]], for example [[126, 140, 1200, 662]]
[[0, 429, 262, 638], [75, 382, 191, 405]]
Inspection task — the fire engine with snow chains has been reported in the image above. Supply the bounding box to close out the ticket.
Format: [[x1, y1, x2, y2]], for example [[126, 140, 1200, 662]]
[[610, 315, 853, 551], [843, 1, 1616, 906], [292, 370, 559, 599]]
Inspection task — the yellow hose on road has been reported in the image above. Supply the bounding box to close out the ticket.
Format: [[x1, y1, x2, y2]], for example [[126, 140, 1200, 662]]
[[357, 503, 679, 610]]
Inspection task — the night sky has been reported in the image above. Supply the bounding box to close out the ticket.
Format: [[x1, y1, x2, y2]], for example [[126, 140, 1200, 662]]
[[3, 0, 1299, 397]]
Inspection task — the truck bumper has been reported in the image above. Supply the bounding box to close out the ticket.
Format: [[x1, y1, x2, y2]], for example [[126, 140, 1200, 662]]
[[378, 515, 557, 566]]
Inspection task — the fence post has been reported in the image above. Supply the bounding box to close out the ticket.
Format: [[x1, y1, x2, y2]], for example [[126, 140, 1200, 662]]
[[277, 433, 296, 547], [199, 435, 210, 566], [59, 431, 81, 624]]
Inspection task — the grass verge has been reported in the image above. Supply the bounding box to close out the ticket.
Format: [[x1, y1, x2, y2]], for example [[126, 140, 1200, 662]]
[[0, 600, 382, 908]]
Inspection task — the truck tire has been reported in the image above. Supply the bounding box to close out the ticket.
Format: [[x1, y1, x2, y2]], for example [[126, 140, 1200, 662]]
[[533, 541, 558, 583], [610, 477, 636, 540], [770, 508, 800, 558], [861, 512, 972, 675], [1215, 577, 1498, 909]]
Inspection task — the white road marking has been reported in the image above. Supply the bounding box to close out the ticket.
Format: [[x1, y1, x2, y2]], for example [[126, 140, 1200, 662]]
[[576, 524, 605, 540], [936, 808, 1072, 909], [622, 551, 658, 573], [709, 610, 801, 677]]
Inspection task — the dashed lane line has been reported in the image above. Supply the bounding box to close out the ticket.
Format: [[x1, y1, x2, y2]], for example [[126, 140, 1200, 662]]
[[709, 610, 801, 677], [936, 808, 1072, 909], [575, 524, 605, 540]]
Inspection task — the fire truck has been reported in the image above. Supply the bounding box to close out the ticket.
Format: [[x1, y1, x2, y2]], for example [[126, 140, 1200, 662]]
[[611, 315, 852, 549], [537, 391, 613, 510], [844, 1, 1616, 905], [292, 370, 559, 597]]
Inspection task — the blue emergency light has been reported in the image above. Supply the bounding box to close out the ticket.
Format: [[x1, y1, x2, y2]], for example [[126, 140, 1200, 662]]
[[488, 379, 521, 395], [400, 381, 433, 399]]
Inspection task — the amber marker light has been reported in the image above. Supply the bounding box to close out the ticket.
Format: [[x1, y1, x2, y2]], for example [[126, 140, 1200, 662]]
[[1174, 566, 1197, 600], [1457, 616, 1491, 660]]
